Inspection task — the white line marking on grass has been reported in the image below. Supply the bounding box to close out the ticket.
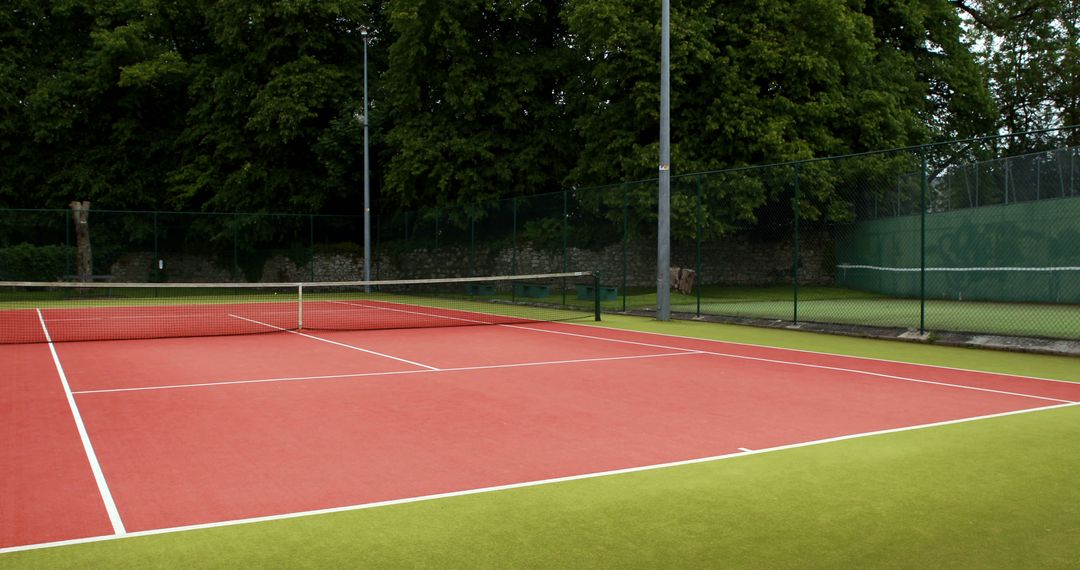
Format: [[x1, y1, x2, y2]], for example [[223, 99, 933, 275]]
[[71, 351, 704, 395], [556, 320, 1080, 386], [228, 314, 440, 371], [3, 400, 1077, 555], [502, 325, 1076, 404], [35, 309, 126, 536]]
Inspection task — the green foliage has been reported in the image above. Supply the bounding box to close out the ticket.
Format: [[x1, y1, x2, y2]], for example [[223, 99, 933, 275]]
[[381, 0, 579, 208], [957, 0, 1079, 148], [0, 0, 1008, 237], [0, 243, 73, 280], [1, 0, 380, 213]]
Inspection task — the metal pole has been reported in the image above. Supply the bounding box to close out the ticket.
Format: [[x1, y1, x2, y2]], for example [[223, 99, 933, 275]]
[[622, 184, 628, 312], [695, 176, 702, 317], [920, 150, 927, 334], [512, 198, 518, 275], [793, 165, 801, 324], [362, 27, 372, 290], [562, 188, 568, 305], [657, 0, 671, 321]]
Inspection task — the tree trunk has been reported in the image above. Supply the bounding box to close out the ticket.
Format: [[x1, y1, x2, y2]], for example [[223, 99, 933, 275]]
[[70, 201, 92, 280], [669, 266, 696, 296]]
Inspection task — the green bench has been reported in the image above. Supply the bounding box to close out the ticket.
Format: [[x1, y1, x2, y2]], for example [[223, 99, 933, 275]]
[[575, 284, 618, 301], [513, 282, 550, 298], [465, 283, 496, 296]]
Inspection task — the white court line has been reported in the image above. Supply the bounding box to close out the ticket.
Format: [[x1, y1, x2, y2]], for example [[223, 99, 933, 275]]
[[228, 314, 439, 371], [502, 324, 1076, 404], [555, 320, 1080, 386], [71, 351, 704, 395], [3, 400, 1077, 555], [339, 299, 1080, 388], [330, 300, 496, 325], [737, 448, 753, 453], [324, 300, 1076, 403], [35, 309, 126, 536], [44, 313, 250, 322], [43, 307, 380, 323]]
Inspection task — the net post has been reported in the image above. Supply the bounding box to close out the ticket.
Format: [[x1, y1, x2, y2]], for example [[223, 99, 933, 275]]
[[298, 283, 304, 330], [594, 272, 602, 321]]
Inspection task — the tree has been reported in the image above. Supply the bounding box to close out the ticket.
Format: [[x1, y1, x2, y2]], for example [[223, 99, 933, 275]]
[[0, 0, 383, 213], [954, 0, 1080, 149], [564, 0, 995, 234], [380, 0, 579, 209], [167, 0, 379, 213]]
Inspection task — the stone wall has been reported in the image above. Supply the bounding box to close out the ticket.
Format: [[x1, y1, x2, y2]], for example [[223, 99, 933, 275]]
[[109, 230, 833, 286]]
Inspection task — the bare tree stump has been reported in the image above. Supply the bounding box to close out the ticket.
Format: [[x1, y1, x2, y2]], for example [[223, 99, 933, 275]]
[[669, 266, 696, 295], [70, 201, 92, 281]]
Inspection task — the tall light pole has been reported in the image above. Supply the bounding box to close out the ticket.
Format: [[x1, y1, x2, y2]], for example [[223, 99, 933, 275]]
[[360, 26, 372, 288], [657, 0, 671, 320]]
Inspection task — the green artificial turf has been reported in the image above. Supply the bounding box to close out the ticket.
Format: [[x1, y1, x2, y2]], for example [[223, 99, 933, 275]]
[[586, 314, 1080, 381], [580, 284, 1080, 340], [3, 314, 1079, 568]]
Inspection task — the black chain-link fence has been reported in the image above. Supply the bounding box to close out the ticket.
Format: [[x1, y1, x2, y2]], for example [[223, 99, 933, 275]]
[[2, 130, 1078, 340]]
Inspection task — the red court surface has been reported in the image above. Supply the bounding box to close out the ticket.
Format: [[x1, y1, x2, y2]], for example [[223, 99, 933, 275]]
[[4, 320, 1080, 550]]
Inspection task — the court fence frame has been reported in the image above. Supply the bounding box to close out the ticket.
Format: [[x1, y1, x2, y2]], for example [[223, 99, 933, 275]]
[[2, 127, 1078, 341]]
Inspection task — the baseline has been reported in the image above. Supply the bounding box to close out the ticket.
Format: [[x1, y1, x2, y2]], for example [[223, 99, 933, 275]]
[[3, 400, 1075, 555]]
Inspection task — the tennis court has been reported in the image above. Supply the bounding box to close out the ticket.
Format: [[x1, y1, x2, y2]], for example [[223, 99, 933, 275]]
[[4, 275, 1079, 553]]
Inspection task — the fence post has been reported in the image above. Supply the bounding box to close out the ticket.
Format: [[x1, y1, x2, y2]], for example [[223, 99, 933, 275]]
[[562, 187, 568, 305], [695, 176, 702, 317], [153, 211, 159, 280], [793, 164, 801, 325], [233, 215, 239, 280], [1036, 157, 1041, 200], [512, 198, 518, 275], [920, 149, 928, 334], [594, 271, 602, 321], [309, 214, 315, 282], [997, 156, 1006, 204], [622, 184, 629, 312], [65, 210, 72, 275]]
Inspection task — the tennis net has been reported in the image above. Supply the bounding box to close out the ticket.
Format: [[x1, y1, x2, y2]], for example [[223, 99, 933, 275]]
[[0, 272, 600, 344]]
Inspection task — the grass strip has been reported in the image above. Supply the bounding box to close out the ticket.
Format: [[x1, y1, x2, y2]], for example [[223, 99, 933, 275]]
[[585, 314, 1080, 382]]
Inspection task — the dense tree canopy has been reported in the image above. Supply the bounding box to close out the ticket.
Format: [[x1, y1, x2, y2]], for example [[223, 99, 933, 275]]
[[954, 0, 1080, 149], [1, 0, 1067, 215], [1, 0, 379, 211]]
